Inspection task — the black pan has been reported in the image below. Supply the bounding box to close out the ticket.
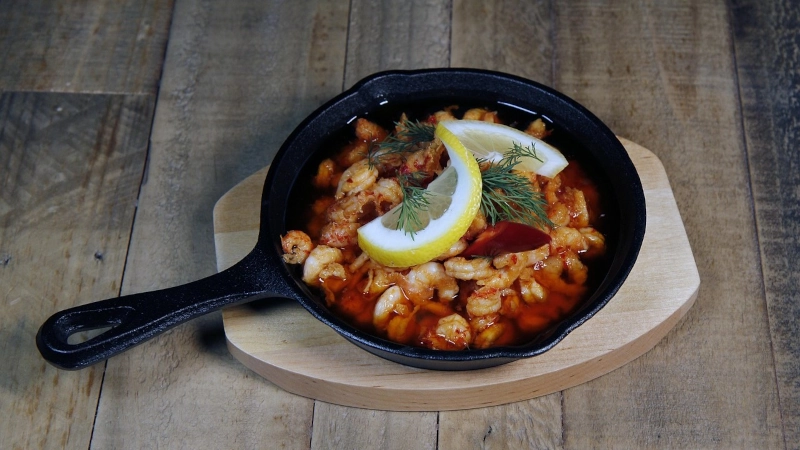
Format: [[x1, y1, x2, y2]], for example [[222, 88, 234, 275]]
[[37, 69, 646, 371]]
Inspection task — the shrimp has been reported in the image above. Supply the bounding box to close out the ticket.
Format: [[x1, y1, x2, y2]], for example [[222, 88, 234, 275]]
[[436, 238, 468, 260], [355, 118, 388, 142], [434, 314, 472, 349], [471, 253, 529, 290], [559, 187, 589, 228], [580, 227, 606, 258], [464, 211, 488, 240], [548, 203, 571, 227], [363, 265, 402, 296], [492, 246, 549, 269], [325, 191, 372, 224], [336, 140, 369, 168], [466, 286, 504, 317], [313, 158, 340, 189], [401, 261, 459, 304], [563, 251, 588, 285], [524, 118, 552, 139], [542, 174, 562, 205], [550, 226, 588, 254], [470, 314, 499, 334], [462, 108, 499, 122], [319, 222, 360, 248], [402, 140, 446, 175], [474, 323, 505, 349], [534, 255, 587, 296], [348, 251, 371, 273], [335, 159, 378, 199], [302, 245, 343, 286], [372, 177, 403, 212], [373, 285, 412, 329], [519, 267, 548, 304], [281, 230, 313, 264], [443, 257, 495, 281], [433, 109, 457, 122]]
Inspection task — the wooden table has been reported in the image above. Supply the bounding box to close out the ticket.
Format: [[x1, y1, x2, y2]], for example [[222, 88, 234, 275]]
[[1, 1, 796, 448]]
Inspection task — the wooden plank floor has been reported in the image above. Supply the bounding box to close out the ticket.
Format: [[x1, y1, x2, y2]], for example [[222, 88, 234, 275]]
[[0, 0, 797, 448]]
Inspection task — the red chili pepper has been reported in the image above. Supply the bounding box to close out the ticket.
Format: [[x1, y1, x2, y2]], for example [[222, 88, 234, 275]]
[[462, 221, 551, 258]]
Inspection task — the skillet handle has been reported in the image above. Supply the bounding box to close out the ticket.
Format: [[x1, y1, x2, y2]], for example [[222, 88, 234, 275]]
[[36, 246, 297, 370]]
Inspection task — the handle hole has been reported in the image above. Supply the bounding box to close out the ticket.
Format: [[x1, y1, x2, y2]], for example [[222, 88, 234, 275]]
[[66, 325, 116, 345]]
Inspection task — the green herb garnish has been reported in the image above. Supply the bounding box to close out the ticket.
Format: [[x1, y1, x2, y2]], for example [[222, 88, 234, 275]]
[[367, 119, 435, 168], [394, 171, 433, 239], [479, 143, 553, 229]]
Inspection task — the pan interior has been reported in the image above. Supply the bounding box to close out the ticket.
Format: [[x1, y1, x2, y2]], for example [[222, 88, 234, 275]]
[[259, 70, 644, 368]]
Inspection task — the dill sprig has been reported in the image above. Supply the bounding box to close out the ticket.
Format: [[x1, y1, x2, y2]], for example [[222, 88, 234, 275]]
[[394, 171, 433, 238], [367, 119, 435, 168], [479, 142, 553, 229]]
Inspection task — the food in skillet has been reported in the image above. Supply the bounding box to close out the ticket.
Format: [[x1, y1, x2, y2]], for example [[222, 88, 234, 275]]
[[281, 106, 608, 350]]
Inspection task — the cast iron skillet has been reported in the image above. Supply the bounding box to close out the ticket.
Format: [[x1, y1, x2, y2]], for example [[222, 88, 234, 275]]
[[37, 69, 646, 371]]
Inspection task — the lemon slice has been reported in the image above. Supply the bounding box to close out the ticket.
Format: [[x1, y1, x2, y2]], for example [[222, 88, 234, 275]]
[[357, 124, 482, 268], [438, 120, 568, 177]]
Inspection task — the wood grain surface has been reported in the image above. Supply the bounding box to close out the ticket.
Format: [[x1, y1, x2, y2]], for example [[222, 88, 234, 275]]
[[731, 1, 800, 446], [0, 0, 797, 448], [0, 0, 173, 94], [0, 93, 152, 449]]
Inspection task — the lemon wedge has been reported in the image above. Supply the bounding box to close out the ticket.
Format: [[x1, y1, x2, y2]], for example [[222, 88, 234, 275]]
[[437, 120, 568, 177], [357, 124, 482, 268]]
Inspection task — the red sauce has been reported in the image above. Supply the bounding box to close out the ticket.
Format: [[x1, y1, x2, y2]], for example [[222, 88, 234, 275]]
[[291, 110, 609, 351]]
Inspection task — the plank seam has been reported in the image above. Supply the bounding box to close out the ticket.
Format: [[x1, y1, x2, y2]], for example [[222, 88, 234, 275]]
[[87, 0, 179, 445], [726, 0, 788, 447]]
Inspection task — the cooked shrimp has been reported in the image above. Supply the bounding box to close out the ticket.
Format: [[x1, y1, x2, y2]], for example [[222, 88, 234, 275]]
[[464, 211, 488, 240], [281, 230, 313, 264], [373, 177, 403, 212], [444, 257, 495, 281], [354, 118, 388, 142], [548, 203, 571, 227], [562, 187, 589, 228], [303, 245, 343, 286], [336, 140, 369, 168], [402, 140, 446, 174], [563, 251, 588, 285], [492, 246, 549, 270], [436, 238, 468, 260], [476, 265, 523, 290], [363, 265, 402, 296], [524, 118, 552, 139], [348, 251, 371, 273], [519, 268, 548, 304], [434, 314, 472, 349], [401, 261, 459, 303], [319, 222, 360, 248], [335, 159, 378, 199], [542, 173, 562, 205], [319, 263, 346, 281], [470, 314, 499, 334], [373, 285, 412, 328], [466, 286, 504, 317], [501, 290, 521, 317], [434, 109, 457, 122], [580, 227, 606, 258], [550, 226, 588, 254], [534, 255, 587, 296], [313, 158, 340, 189], [325, 191, 372, 224], [474, 323, 505, 349], [462, 107, 499, 122], [386, 314, 416, 343]]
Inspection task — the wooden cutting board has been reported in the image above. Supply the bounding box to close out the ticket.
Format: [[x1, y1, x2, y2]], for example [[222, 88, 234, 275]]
[[213, 138, 699, 411]]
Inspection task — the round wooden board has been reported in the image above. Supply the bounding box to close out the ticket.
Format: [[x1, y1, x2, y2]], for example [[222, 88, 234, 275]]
[[213, 138, 699, 411]]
